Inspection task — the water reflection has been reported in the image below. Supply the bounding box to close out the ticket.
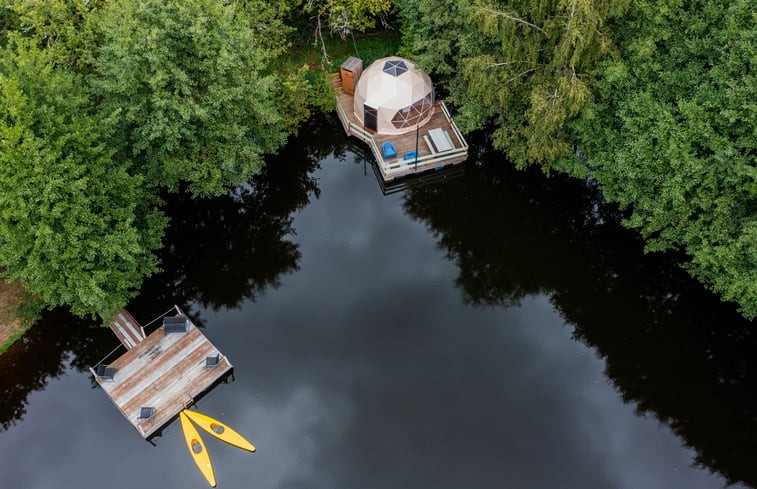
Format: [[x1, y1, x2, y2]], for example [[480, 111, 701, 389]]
[[128, 116, 338, 323], [0, 309, 111, 430], [402, 140, 757, 486], [0, 117, 754, 488]]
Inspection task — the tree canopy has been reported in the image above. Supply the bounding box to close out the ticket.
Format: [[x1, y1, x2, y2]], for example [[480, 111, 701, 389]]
[[398, 0, 627, 168], [5, 0, 102, 69], [91, 0, 290, 197], [0, 0, 312, 318], [0, 0, 752, 320], [565, 0, 756, 317], [0, 36, 165, 318]]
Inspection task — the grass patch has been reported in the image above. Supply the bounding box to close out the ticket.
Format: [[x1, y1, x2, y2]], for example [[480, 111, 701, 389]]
[[0, 324, 30, 355], [0, 279, 37, 355]]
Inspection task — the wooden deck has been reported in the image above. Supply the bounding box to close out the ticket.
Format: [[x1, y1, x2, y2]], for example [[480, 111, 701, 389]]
[[93, 311, 232, 438], [108, 309, 146, 350], [334, 90, 468, 181]]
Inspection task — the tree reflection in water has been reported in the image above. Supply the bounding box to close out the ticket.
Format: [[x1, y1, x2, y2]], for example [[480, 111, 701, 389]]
[[1, 117, 754, 488], [128, 117, 338, 324], [401, 137, 757, 487], [0, 309, 112, 430]]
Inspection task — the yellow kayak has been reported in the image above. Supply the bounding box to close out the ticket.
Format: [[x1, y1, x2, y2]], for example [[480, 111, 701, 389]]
[[183, 409, 256, 453], [179, 411, 217, 487]]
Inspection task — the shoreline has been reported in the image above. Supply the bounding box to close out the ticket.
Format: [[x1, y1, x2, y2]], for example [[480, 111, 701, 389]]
[[0, 280, 30, 354]]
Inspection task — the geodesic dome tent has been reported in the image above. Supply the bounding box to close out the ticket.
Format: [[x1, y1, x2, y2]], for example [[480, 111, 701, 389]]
[[353, 57, 435, 135]]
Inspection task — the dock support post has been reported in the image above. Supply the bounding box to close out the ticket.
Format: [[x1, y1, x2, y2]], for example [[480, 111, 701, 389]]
[[415, 125, 419, 169]]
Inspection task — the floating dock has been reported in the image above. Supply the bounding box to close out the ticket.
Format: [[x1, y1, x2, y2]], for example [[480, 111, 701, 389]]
[[332, 69, 469, 182], [92, 307, 232, 438]]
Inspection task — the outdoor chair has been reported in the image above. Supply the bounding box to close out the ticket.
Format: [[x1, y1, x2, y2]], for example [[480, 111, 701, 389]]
[[95, 364, 117, 381], [382, 141, 397, 159], [138, 407, 155, 420], [205, 354, 221, 368], [163, 316, 189, 333]]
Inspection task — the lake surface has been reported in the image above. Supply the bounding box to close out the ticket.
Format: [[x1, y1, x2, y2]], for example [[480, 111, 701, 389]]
[[1, 115, 755, 489]]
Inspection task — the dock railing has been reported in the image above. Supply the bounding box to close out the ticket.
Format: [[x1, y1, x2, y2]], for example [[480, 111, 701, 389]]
[[90, 343, 127, 377], [335, 98, 384, 162]]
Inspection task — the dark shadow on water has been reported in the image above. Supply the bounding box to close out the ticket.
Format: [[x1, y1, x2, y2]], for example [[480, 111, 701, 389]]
[[402, 132, 757, 487], [127, 115, 345, 324], [0, 116, 754, 489], [0, 308, 113, 431]]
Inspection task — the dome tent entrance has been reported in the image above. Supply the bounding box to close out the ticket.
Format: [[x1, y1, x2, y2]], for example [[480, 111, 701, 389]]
[[353, 57, 435, 135]]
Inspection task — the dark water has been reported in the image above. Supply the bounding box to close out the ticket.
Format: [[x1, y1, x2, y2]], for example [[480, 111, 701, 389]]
[[1, 115, 755, 489]]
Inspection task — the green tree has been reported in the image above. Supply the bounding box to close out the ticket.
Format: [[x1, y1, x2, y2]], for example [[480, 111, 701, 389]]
[[6, 0, 102, 70], [0, 36, 165, 318], [299, 0, 393, 36], [398, 0, 626, 168], [566, 0, 756, 317], [91, 0, 290, 197], [0, 5, 20, 48]]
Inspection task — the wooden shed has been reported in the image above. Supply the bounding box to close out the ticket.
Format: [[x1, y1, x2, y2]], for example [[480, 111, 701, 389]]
[[339, 57, 363, 96]]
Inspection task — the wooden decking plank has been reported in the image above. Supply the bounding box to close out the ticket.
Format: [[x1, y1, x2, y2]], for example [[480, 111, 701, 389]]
[[125, 355, 230, 425], [105, 328, 203, 400], [112, 334, 208, 408], [139, 363, 232, 437], [120, 309, 146, 338], [111, 321, 136, 349], [119, 312, 144, 341], [107, 309, 146, 350], [120, 342, 216, 418], [133, 358, 232, 437], [102, 327, 200, 392], [117, 316, 140, 346], [116, 336, 209, 409], [104, 326, 198, 387]]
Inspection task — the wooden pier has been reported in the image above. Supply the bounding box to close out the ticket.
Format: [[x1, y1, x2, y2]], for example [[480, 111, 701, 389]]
[[108, 309, 146, 349], [333, 79, 469, 182], [92, 308, 232, 438]]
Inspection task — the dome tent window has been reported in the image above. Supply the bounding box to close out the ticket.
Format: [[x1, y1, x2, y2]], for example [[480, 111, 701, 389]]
[[392, 92, 434, 129], [383, 59, 408, 77]]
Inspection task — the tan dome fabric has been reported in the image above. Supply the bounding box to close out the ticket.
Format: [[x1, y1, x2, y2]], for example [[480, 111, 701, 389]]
[[353, 57, 435, 135]]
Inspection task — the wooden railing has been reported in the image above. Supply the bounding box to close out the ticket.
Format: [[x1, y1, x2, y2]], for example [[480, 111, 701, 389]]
[[440, 102, 468, 151]]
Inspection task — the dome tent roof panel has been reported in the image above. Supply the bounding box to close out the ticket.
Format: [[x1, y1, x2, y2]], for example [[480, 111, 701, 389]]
[[363, 74, 415, 108], [383, 59, 408, 76]]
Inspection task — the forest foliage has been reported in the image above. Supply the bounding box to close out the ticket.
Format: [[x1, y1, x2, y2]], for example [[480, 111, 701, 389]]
[[0, 0, 334, 319], [565, 0, 755, 317], [396, 0, 755, 318], [0, 0, 753, 319]]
